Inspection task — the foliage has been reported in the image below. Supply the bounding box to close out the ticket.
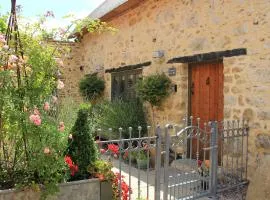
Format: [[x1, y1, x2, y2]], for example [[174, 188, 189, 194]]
[[0, 12, 7, 33], [0, 6, 115, 199], [57, 97, 80, 131], [92, 99, 147, 139], [136, 73, 171, 107], [0, 29, 69, 198], [66, 105, 98, 181], [79, 73, 105, 101], [136, 150, 148, 160], [88, 160, 131, 200]]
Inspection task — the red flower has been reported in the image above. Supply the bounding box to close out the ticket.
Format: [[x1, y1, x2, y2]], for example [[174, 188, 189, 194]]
[[64, 156, 79, 176], [113, 172, 131, 200], [108, 144, 119, 154], [65, 156, 73, 165], [197, 160, 203, 167], [123, 151, 128, 159]]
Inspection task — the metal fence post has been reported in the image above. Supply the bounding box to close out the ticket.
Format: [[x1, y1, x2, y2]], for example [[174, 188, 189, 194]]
[[163, 124, 171, 200], [155, 126, 162, 200], [209, 122, 218, 199]]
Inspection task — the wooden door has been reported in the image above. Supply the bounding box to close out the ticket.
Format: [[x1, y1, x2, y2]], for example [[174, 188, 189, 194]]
[[190, 61, 224, 123], [189, 61, 224, 158]]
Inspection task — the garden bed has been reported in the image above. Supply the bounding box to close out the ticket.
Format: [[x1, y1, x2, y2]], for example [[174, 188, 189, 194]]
[[0, 179, 102, 200]]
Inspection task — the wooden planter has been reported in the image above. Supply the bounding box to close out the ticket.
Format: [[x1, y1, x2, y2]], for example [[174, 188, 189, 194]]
[[0, 178, 112, 200]]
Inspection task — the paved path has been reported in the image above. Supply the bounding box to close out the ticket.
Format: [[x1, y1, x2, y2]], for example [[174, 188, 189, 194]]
[[109, 159, 211, 200]]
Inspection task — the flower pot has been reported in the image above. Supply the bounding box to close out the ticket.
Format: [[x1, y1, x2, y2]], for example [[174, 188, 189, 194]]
[[129, 152, 137, 164], [136, 159, 148, 169]]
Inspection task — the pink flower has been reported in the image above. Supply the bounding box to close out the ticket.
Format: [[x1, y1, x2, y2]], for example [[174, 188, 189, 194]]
[[34, 108, 40, 115], [100, 149, 106, 154], [9, 55, 18, 63], [58, 122, 65, 132], [57, 80, 64, 89], [2, 45, 9, 50], [43, 102, 50, 111], [29, 114, 41, 126], [52, 96, 58, 103], [0, 34, 6, 43], [44, 147, 50, 154], [34, 117, 41, 126]]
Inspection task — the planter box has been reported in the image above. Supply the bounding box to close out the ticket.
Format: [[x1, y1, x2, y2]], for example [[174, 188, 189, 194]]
[[0, 178, 110, 200], [136, 159, 148, 169]]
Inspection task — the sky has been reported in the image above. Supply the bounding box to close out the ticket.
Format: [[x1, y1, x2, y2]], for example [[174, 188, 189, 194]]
[[0, 0, 105, 29]]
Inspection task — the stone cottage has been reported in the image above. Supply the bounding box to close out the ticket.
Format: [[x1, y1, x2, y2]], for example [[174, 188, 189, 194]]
[[62, 0, 270, 181]]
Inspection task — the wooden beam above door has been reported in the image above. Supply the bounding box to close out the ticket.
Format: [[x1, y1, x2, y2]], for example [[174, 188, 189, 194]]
[[167, 48, 247, 64]]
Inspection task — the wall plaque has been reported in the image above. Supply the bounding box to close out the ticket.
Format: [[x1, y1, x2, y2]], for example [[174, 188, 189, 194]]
[[168, 67, 176, 76]]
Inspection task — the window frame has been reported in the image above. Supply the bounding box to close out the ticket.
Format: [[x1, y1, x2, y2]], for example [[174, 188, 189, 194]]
[[111, 68, 142, 101]]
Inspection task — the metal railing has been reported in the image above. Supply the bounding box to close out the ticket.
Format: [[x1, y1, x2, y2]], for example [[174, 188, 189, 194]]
[[96, 117, 249, 200]]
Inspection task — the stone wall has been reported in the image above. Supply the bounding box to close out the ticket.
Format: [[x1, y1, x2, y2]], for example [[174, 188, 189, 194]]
[[62, 0, 270, 176], [59, 42, 84, 102], [0, 179, 100, 200]]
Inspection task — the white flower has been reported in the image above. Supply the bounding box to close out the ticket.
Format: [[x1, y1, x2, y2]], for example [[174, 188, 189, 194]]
[[57, 80, 64, 90]]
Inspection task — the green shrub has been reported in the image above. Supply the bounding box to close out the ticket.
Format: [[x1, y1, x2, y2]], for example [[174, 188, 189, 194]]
[[93, 99, 147, 139], [136, 73, 171, 107], [66, 104, 98, 180], [79, 73, 105, 101]]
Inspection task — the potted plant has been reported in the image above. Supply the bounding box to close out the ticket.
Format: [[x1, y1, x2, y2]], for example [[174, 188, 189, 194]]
[[136, 151, 149, 169], [198, 160, 210, 190], [88, 160, 131, 200]]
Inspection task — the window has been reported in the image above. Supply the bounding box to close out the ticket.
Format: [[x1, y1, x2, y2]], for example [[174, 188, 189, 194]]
[[111, 69, 142, 100]]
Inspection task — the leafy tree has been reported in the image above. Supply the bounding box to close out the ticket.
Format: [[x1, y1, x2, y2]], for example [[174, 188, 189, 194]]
[[79, 73, 105, 102], [136, 73, 171, 107], [136, 73, 171, 126], [66, 104, 98, 180]]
